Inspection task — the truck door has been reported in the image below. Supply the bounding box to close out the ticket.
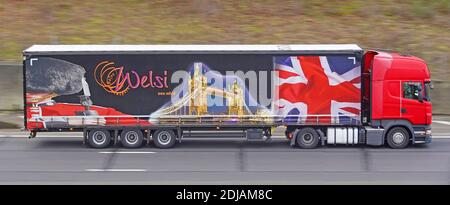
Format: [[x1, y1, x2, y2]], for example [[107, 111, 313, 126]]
[[383, 80, 401, 118], [401, 81, 426, 124]]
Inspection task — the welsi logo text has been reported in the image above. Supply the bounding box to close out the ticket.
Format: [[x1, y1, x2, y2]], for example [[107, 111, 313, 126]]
[[93, 61, 169, 96]]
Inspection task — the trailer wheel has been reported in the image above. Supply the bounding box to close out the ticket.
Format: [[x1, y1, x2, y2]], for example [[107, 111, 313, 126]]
[[295, 128, 319, 149], [153, 129, 176, 149], [386, 127, 410, 149], [120, 129, 144, 148], [87, 129, 111, 149]]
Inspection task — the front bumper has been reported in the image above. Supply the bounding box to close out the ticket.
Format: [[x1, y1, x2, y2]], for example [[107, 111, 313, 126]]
[[413, 128, 432, 144]]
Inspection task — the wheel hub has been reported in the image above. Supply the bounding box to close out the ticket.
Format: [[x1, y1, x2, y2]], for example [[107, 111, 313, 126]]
[[125, 131, 139, 145], [93, 131, 106, 145], [158, 132, 171, 145], [303, 133, 313, 144], [393, 132, 405, 144]]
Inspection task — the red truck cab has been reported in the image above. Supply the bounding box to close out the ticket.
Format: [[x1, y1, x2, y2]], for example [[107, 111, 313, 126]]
[[363, 51, 432, 147]]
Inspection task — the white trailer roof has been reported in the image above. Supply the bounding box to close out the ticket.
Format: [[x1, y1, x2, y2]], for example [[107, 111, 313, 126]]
[[24, 44, 362, 53]]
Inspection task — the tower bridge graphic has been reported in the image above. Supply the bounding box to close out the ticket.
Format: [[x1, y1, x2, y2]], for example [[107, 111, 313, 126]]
[[149, 62, 272, 124]]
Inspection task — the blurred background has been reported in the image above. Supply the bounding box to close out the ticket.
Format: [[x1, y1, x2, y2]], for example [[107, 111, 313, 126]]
[[0, 0, 449, 128]]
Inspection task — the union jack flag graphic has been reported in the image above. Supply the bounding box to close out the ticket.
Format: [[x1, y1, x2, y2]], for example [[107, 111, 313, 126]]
[[273, 55, 361, 124]]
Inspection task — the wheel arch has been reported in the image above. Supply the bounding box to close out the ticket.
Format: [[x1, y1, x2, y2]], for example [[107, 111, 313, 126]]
[[380, 120, 414, 144], [289, 126, 323, 147]]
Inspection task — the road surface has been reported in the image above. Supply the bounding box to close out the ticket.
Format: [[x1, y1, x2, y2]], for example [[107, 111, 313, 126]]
[[0, 119, 449, 184]]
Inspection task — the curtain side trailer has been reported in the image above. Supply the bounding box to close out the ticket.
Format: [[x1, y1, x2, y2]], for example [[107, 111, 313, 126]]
[[23, 44, 432, 149]]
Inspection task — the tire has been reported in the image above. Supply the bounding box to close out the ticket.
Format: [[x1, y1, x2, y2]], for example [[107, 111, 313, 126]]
[[295, 127, 320, 149], [386, 127, 410, 149], [87, 129, 111, 149], [153, 129, 176, 149], [120, 129, 144, 148]]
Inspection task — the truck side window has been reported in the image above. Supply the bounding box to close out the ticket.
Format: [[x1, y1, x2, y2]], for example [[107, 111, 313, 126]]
[[403, 82, 422, 100]]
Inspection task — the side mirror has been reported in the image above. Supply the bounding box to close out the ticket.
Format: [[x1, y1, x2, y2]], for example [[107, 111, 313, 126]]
[[418, 90, 424, 103]]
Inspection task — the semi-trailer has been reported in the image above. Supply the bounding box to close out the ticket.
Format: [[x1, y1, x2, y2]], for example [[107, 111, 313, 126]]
[[23, 44, 432, 149]]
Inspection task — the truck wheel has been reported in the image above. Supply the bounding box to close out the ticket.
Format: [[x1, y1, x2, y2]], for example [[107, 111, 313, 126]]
[[120, 129, 144, 148], [386, 127, 410, 149], [87, 129, 111, 149], [153, 129, 176, 149], [295, 128, 319, 149]]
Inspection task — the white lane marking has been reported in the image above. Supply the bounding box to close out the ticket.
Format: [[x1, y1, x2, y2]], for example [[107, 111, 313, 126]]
[[433, 120, 450, 125], [427, 136, 450, 139], [98, 151, 156, 154], [85, 169, 147, 172]]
